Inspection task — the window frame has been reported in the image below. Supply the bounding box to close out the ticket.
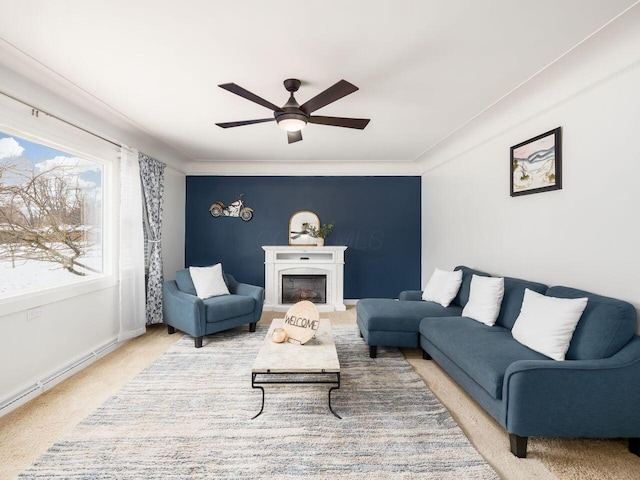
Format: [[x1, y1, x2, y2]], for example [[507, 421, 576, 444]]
[[0, 98, 119, 315]]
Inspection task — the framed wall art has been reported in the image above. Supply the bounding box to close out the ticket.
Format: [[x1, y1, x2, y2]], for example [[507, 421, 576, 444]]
[[510, 127, 562, 197], [289, 211, 320, 246]]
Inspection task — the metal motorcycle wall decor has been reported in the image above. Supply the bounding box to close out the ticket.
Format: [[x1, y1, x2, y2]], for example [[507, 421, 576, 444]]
[[209, 194, 254, 221]]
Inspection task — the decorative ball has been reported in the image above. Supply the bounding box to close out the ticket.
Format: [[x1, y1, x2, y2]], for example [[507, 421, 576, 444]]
[[272, 328, 287, 343], [283, 300, 320, 345]]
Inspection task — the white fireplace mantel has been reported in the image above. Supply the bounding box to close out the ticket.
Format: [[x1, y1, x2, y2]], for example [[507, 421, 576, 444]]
[[262, 245, 347, 312]]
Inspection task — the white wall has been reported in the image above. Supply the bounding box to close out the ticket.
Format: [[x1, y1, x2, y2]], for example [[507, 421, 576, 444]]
[[0, 53, 187, 411], [162, 166, 186, 280], [0, 286, 120, 401], [419, 10, 640, 326]]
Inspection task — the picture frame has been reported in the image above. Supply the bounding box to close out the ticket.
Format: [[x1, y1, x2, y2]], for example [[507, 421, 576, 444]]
[[510, 127, 562, 197], [288, 211, 320, 246]]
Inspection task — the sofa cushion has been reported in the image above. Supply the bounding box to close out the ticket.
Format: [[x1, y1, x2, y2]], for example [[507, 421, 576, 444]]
[[451, 266, 491, 308], [461, 275, 504, 326], [420, 316, 549, 399], [511, 289, 588, 361], [204, 294, 255, 323], [398, 290, 423, 301], [422, 268, 463, 307], [357, 298, 462, 332], [175, 268, 197, 295], [546, 286, 637, 360], [495, 276, 548, 329]]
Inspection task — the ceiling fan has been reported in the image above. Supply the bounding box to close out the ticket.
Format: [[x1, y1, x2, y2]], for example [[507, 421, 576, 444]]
[[215, 79, 370, 144]]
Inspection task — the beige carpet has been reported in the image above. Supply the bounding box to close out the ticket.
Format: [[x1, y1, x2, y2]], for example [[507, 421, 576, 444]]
[[1, 308, 639, 479], [16, 323, 499, 479]]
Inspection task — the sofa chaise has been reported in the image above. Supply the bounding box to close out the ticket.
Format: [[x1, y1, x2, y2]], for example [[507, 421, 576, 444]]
[[357, 266, 640, 458], [357, 266, 491, 358]]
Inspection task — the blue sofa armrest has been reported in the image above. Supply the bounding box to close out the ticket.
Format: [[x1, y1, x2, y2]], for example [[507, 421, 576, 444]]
[[235, 281, 265, 322], [399, 290, 423, 301], [162, 281, 206, 337], [503, 336, 640, 438]]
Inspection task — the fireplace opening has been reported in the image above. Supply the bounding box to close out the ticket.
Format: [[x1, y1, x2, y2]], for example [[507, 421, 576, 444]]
[[282, 274, 327, 304]]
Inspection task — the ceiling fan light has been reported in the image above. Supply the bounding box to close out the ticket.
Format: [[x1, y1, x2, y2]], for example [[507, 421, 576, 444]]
[[276, 113, 307, 132]]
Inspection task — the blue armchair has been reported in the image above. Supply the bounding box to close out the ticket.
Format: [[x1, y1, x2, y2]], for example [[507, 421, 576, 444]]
[[162, 268, 264, 347]]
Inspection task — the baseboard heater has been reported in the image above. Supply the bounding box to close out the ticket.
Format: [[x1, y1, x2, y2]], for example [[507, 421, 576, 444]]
[[0, 337, 118, 416]]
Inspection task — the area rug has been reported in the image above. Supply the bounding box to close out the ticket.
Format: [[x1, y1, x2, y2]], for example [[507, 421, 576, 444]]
[[18, 325, 498, 479]]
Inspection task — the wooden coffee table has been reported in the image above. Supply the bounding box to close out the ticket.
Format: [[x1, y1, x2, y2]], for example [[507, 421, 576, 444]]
[[251, 318, 341, 419]]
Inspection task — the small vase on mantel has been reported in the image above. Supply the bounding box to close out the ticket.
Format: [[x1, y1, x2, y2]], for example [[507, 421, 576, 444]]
[[306, 223, 332, 247]]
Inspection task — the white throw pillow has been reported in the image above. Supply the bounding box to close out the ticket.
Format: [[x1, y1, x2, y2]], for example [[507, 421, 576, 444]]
[[422, 268, 463, 307], [461, 275, 504, 326], [511, 289, 588, 361], [189, 264, 230, 299]]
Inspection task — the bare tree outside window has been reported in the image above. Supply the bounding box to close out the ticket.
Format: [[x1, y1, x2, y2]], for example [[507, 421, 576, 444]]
[[0, 132, 103, 296]]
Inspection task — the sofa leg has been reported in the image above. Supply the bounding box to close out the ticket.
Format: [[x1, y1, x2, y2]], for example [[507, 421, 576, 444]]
[[195, 336, 203, 348], [422, 350, 432, 360], [509, 434, 528, 458], [359, 329, 363, 338], [630, 438, 640, 456], [369, 346, 377, 358], [249, 322, 257, 332], [167, 325, 176, 335]]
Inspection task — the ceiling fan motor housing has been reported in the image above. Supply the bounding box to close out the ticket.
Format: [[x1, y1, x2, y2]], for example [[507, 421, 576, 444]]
[[276, 80, 308, 130], [274, 111, 308, 131]]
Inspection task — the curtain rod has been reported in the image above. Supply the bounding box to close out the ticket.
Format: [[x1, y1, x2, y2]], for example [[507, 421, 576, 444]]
[[0, 90, 122, 148]]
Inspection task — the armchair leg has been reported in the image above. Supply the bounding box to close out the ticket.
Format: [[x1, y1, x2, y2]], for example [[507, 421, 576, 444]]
[[167, 325, 176, 335], [509, 434, 528, 458], [422, 349, 432, 360], [369, 346, 377, 358], [359, 330, 363, 338], [195, 336, 203, 348], [249, 322, 257, 332], [630, 438, 640, 456]]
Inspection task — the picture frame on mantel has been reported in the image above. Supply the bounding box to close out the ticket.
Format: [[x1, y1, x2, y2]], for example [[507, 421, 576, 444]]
[[510, 127, 562, 197], [289, 211, 320, 246]]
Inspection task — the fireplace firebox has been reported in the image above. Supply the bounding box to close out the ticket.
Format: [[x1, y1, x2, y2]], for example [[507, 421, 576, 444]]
[[282, 275, 327, 304]]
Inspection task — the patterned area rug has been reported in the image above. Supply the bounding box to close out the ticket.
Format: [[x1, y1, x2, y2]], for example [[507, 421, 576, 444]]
[[19, 325, 498, 479]]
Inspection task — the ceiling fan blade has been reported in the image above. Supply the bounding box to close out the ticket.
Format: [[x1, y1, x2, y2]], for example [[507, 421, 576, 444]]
[[308, 116, 370, 130], [287, 130, 303, 144], [218, 83, 283, 112], [216, 118, 275, 128], [299, 80, 359, 114]]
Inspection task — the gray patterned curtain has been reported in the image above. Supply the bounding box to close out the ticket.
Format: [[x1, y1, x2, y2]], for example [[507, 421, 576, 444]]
[[138, 153, 165, 324]]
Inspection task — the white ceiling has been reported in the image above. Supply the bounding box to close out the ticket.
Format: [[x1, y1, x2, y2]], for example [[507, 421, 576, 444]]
[[0, 1, 637, 166]]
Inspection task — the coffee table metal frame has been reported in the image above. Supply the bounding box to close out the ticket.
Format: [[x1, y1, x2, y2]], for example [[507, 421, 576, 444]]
[[251, 319, 341, 419]]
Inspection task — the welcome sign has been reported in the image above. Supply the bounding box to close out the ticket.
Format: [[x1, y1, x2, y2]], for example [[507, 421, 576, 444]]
[[283, 300, 320, 344]]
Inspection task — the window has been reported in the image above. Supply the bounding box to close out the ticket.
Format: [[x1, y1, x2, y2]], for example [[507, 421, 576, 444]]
[[0, 130, 103, 296]]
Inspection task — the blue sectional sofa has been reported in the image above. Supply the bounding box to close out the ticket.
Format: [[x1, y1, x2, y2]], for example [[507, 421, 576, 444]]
[[357, 266, 640, 458]]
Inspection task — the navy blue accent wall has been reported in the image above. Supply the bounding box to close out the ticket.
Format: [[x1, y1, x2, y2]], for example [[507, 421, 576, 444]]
[[185, 176, 421, 299]]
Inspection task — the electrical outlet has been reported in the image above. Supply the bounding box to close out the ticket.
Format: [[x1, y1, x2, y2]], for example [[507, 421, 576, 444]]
[[27, 307, 42, 321]]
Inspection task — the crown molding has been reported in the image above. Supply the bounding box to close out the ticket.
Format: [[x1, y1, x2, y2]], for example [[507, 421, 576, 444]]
[[184, 159, 421, 176]]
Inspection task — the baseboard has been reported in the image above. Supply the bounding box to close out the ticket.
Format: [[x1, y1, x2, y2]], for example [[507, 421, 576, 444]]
[[0, 336, 120, 417]]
